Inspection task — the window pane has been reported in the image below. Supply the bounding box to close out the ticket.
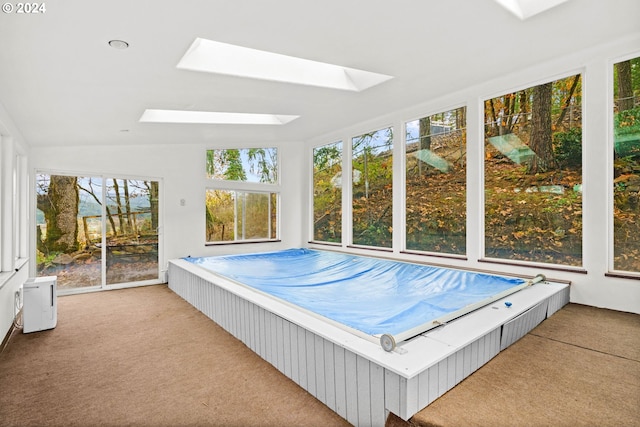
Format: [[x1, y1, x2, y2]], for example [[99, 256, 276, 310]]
[[206, 148, 278, 183], [36, 174, 102, 289], [352, 127, 393, 248], [406, 107, 466, 254], [206, 189, 277, 243], [613, 56, 640, 272], [484, 75, 582, 265], [105, 178, 159, 285], [313, 141, 342, 243]]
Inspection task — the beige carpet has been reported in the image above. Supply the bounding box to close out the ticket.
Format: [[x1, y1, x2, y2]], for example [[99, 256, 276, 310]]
[[1, 285, 638, 427], [409, 303, 640, 427], [0, 285, 349, 427]]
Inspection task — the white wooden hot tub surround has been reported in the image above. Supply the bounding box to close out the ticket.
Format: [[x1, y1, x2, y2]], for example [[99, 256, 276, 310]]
[[168, 258, 570, 427]]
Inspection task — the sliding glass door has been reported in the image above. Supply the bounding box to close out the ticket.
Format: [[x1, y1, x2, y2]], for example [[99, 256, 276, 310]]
[[36, 173, 160, 291]]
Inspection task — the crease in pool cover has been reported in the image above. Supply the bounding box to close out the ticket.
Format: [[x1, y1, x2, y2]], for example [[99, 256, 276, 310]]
[[184, 248, 525, 337]]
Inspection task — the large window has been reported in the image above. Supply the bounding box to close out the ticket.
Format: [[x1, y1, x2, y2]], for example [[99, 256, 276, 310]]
[[312, 141, 342, 243], [352, 127, 393, 248], [205, 148, 279, 244], [484, 75, 582, 266], [206, 190, 277, 242], [612, 55, 640, 273], [406, 107, 466, 255]]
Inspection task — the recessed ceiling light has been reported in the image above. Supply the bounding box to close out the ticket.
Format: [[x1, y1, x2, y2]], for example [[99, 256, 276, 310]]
[[494, 0, 570, 19], [176, 38, 393, 92], [139, 109, 299, 125], [108, 40, 129, 49]]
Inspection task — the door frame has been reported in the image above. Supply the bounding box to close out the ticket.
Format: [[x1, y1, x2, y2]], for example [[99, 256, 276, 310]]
[[32, 169, 164, 295]]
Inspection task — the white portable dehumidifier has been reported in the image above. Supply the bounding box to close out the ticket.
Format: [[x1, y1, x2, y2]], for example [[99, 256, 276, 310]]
[[22, 276, 58, 333]]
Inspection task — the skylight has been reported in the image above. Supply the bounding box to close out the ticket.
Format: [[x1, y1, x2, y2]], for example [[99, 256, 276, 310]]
[[494, 0, 571, 19], [176, 38, 393, 92], [139, 109, 299, 125]]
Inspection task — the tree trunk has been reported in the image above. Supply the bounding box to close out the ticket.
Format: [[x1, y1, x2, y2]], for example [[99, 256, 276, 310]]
[[112, 179, 123, 236], [419, 116, 432, 151], [149, 181, 159, 232], [38, 175, 79, 253], [518, 89, 530, 133], [418, 116, 432, 176], [617, 60, 634, 111], [555, 74, 581, 130], [123, 180, 132, 234], [528, 82, 555, 174]]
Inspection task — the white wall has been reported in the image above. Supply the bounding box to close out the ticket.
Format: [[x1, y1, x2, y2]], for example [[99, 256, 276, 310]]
[[306, 33, 640, 314], [29, 142, 305, 277]]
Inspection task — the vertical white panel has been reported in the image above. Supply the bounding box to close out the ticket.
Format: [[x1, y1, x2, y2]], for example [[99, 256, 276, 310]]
[[243, 299, 251, 346], [446, 353, 457, 390], [470, 339, 479, 372], [220, 289, 228, 330], [344, 350, 358, 425], [289, 323, 300, 384], [437, 355, 448, 395], [463, 343, 472, 377], [314, 335, 326, 403], [324, 340, 336, 410], [454, 347, 464, 384], [356, 355, 372, 427], [276, 316, 285, 371], [269, 312, 278, 366], [234, 294, 241, 338], [416, 367, 428, 410], [404, 374, 419, 421], [263, 311, 272, 362], [258, 307, 266, 359], [297, 326, 308, 389], [234, 296, 243, 342], [369, 363, 386, 427], [334, 346, 348, 419], [247, 302, 256, 352], [283, 321, 292, 378], [427, 364, 439, 406], [305, 329, 317, 396], [384, 370, 401, 416]]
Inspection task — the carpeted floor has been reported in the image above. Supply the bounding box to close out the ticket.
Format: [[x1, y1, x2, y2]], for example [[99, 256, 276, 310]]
[[0, 284, 638, 427], [0, 285, 350, 427], [409, 303, 640, 427]]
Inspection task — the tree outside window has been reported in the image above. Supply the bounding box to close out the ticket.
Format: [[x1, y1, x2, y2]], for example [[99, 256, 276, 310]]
[[406, 107, 467, 255], [205, 148, 279, 244], [313, 141, 342, 243], [352, 128, 393, 248], [613, 56, 640, 272], [484, 75, 583, 266]]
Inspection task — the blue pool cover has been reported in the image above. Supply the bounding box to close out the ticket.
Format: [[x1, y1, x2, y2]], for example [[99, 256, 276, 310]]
[[184, 248, 525, 336]]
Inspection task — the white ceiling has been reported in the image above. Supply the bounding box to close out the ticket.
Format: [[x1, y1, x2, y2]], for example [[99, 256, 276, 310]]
[[0, 0, 638, 147]]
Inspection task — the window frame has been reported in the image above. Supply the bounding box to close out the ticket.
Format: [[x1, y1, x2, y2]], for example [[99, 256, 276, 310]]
[[608, 51, 640, 278], [403, 105, 468, 258], [205, 146, 281, 246], [349, 125, 394, 251], [479, 71, 585, 270], [310, 140, 344, 246]]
